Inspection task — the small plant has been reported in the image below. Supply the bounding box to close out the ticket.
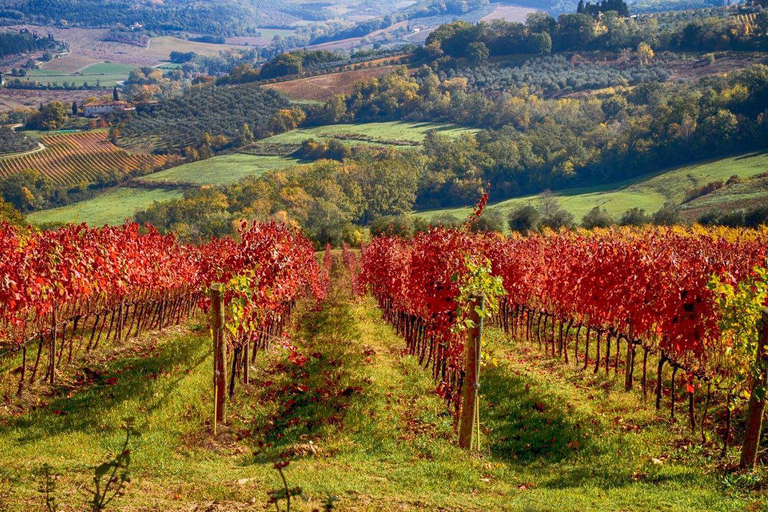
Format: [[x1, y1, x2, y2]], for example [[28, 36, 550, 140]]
[[89, 417, 140, 512], [34, 463, 59, 512], [268, 459, 304, 512]]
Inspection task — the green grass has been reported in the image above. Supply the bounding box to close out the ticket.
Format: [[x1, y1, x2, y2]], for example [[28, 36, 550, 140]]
[[415, 151, 768, 225], [261, 121, 477, 147], [255, 28, 296, 38], [28, 187, 183, 226], [20, 62, 136, 88], [139, 154, 306, 186], [0, 264, 761, 511]]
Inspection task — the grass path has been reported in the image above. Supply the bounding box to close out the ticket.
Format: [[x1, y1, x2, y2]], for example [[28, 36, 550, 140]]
[[0, 263, 761, 510]]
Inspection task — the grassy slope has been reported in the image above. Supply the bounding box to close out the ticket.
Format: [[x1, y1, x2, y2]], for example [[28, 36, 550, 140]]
[[22, 62, 136, 87], [415, 151, 768, 225], [139, 154, 305, 186], [0, 264, 759, 511], [30, 121, 474, 225], [28, 187, 183, 226], [261, 121, 477, 146]]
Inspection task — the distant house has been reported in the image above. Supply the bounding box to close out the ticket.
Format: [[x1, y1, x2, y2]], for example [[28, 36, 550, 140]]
[[83, 100, 135, 117]]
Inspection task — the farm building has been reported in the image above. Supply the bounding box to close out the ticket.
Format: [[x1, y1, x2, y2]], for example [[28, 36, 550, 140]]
[[83, 100, 135, 116]]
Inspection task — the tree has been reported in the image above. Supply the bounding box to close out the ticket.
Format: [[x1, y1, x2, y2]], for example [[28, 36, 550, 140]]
[[554, 14, 596, 51], [539, 194, 574, 230], [28, 102, 68, 130], [508, 205, 540, 234], [370, 215, 413, 238], [108, 125, 120, 144], [0, 169, 52, 212], [470, 208, 504, 233], [268, 107, 306, 135], [467, 42, 489, 65], [636, 42, 654, 64], [72, 101, 78, 116], [581, 206, 614, 229], [260, 52, 303, 79], [113, 87, 119, 101], [619, 207, 649, 226], [651, 203, 680, 226], [0, 197, 26, 227]]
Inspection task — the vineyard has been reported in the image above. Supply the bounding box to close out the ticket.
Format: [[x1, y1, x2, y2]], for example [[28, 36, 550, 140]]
[[2, 217, 768, 508], [0, 131, 176, 187], [361, 219, 768, 467], [0, 221, 322, 403]]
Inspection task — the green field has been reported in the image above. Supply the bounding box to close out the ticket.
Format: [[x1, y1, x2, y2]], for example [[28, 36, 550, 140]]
[[28, 187, 183, 226], [18, 62, 136, 88], [261, 121, 477, 147], [255, 27, 295, 38], [139, 154, 305, 186], [415, 152, 768, 225]]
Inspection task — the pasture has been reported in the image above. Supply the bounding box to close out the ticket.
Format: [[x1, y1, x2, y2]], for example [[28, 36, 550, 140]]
[[261, 120, 477, 147], [19, 62, 136, 88], [27, 187, 184, 226], [415, 151, 768, 225], [139, 154, 305, 186]]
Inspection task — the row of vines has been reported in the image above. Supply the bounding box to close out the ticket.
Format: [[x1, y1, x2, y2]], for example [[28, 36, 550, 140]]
[[0, 221, 323, 401], [361, 222, 768, 466], [0, 132, 175, 187]]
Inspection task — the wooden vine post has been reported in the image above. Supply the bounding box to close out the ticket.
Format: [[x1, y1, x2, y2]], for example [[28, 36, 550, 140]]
[[624, 322, 634, 391], [49, 307, 57, 386], [740, 308, 768, 470], [459, 295, 484, 451], [210, 284, 227, 433]]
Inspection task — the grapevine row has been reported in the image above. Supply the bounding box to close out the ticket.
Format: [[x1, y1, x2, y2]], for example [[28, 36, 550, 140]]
[[0, 221, 322, 399], [0, 132, 174, 186], [361, 225, 768, 442]]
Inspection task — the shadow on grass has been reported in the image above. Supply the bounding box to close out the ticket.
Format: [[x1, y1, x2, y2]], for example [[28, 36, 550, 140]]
[[481, 364, 594, 464], [2, 333, 209, 441], [248, 283, 368, 457], [481, 350, 705, 490], [734, 150, 768, 161]]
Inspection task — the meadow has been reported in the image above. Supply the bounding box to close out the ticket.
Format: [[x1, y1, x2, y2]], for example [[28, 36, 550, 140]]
[[27, 187, 183, 226], [18, 62, 137, 88], [415, 151, 768, 225], [261, 120, 477, 147], [139, 154, 306, 186]]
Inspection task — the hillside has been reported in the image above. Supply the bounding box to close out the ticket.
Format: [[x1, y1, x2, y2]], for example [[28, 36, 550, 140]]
[[414, 151, 768, 226], [0, 131, 176, 187], [27, 187, 183, 226], [27, 121, 475, 226]]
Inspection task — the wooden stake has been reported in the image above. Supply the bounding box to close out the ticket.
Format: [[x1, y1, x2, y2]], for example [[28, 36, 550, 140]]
[[459, 295, 483, 451], [740, 308, 768, 469], [210, 284, 227, 428], [49, 308, 57, 386]]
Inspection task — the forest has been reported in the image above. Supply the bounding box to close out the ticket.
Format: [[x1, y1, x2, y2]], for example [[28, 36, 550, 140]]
[[0, 29, 56, 59], [0, 0, 295, 35], [0, 125, 36, 155], [308, 61, 768, 208]]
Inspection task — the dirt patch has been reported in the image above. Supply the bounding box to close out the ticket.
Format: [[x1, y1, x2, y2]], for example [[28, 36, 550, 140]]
[[481, 4, 539, 23], [264, 65, 402, 101], [4, 25, 247, 69], [663, 52, 768, 82], [0, 88, 103, 113]]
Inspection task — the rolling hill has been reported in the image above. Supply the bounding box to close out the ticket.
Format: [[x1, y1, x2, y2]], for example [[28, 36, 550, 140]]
[[414, 151, 768, 226]]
